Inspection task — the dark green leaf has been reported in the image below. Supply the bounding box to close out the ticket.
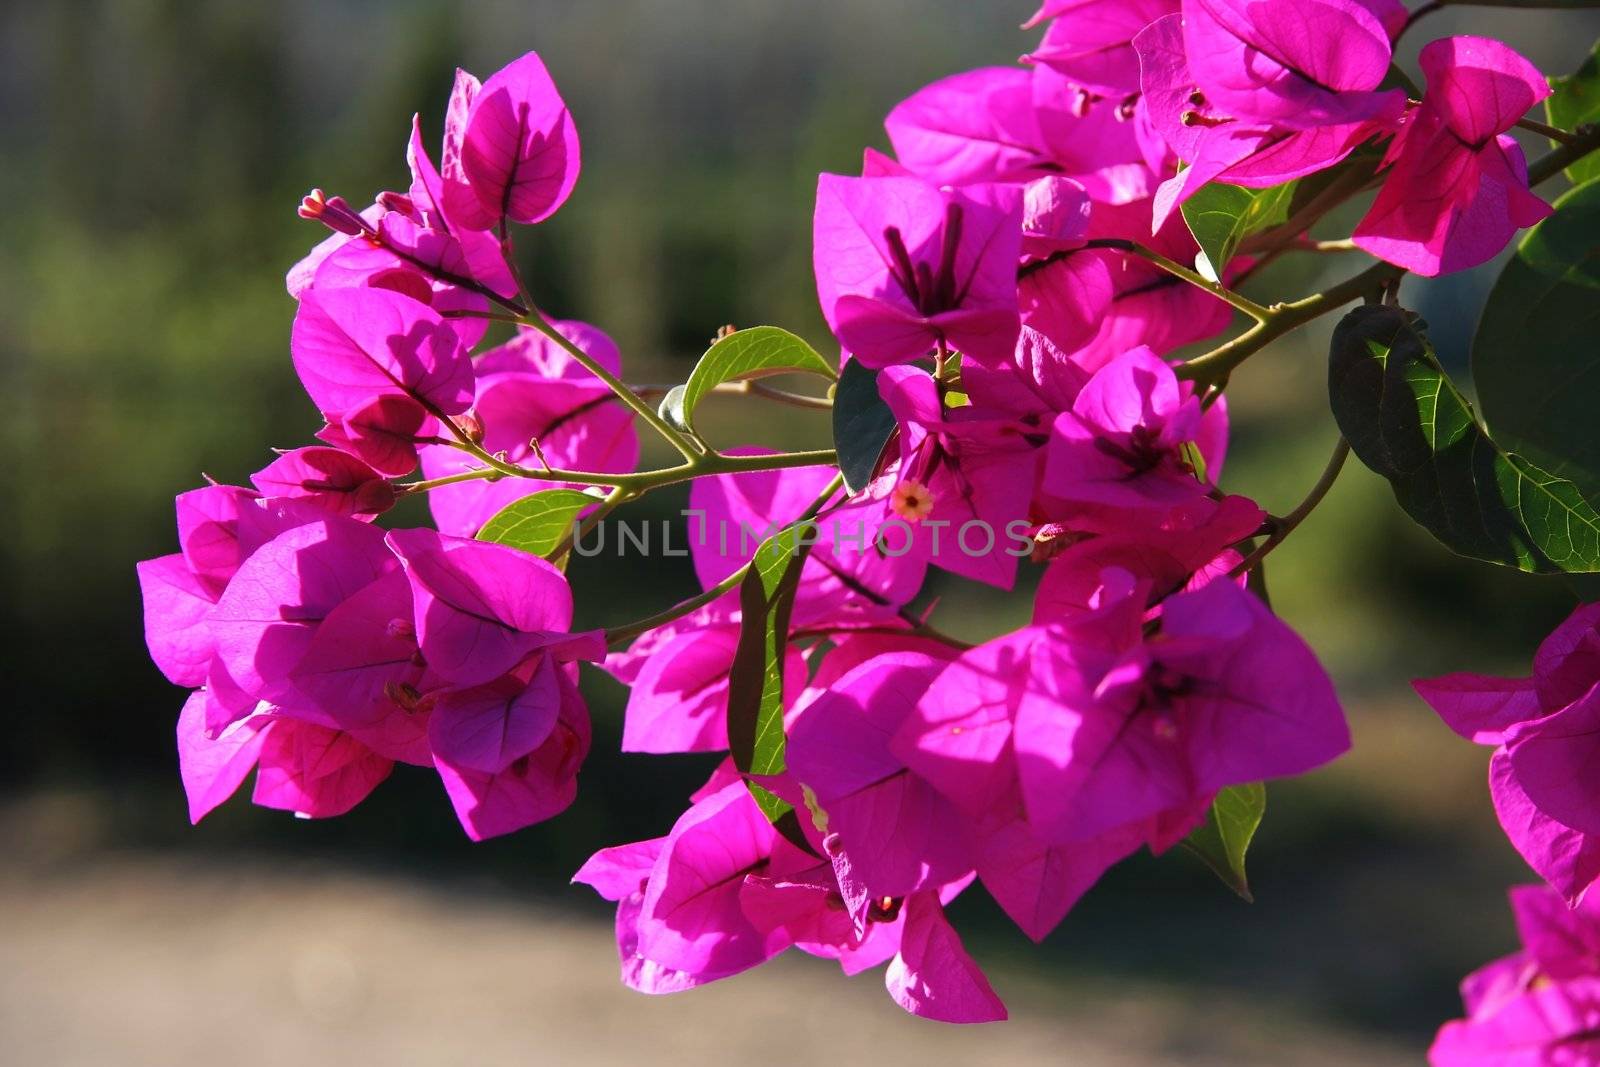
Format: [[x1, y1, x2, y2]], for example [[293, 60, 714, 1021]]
[[476, 488, 598, 559], [1330, 304, 1600, 573], [1181, 783, 1266, 902], [1180, 180, 1296, 281], [832, 359, 897, 494], [662, 326, 834, 433], [1547, 44, 1600, 185], [1474, 177, 1600, 496]]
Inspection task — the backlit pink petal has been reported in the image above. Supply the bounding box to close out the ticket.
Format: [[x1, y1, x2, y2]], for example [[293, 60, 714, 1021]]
[[316, 394, 430, 478], [1430, 976, 1600, 1066], [1507, 687, 1600, 837], [885, 67, 1049, 185], [1509, 884, 1600, 981], [386, 529, 578, 687], [788, 652, 972, 899], [436, 681, 589, 840], [449, 51, 581, 228], [428, 654, 563, 774], [573, 838, 665, 901], [250, 446, 395, 519], [1422, 36, 1550, 145], [1536, 604, 1600, 711], [209, 518, 397, 707], [1183, 0, 1403, 128], [885, 893, 1007, 1023], [893, 629, 1035, 814], [251, 720, 393, 818], [176, 693, 268, 823], [813, 174, 1022, 369], [137, 554, 219, 688], [288, 569, 420, 734], [973, 796, 1145, 942], [635, 784, 788, 977], [1413, 673, 1545, 745], [1024, 0, 1179, 97], [290, 286, 473, 418], [1490, 749, 1600, 905], [1161, 579, 1350, 793]]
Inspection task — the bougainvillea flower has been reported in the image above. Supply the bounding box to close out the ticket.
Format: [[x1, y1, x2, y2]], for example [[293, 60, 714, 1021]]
[[1354, 37, 1552, 276], [385, 528, 604, 689], [868, 366, 1041, 589], [440, 51, 581, 230], [787, 649, 972, 912], [1182, 0, 1405, 129], [607, 606, 808, 755], [1416, 604, 1600, 902], [1023, 0, 1179, 98], [418, 321, 638, 536], [1020, 176, 1093, 257], [250, 446, 396, 519], [1429, 885, 1600, 1065], [814, 174, 1022, 368], [1015, 578, 1348, 843], [1135, 11, 1402, 228], [1032, 493, 1263, 619], [435, 673, 591, 841], [577, 778, 1005, 1022], [176, 693, 394, 823], [1042, 346, 1216, 511], [576, 781, 794, 985], [688, 457, 926, 616], [314, 394, 431, 478], [291, 286, 474, 446], [608, 460, 924, 756], [960, 326, 1090, 423], [884, 68, 1057, 186], [208, 517, 400, 712]]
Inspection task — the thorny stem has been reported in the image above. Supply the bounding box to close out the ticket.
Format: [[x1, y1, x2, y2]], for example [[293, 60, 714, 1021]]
[[1074, 239, 1274, 322], [401, 444, 840, 494], [519, 310, 703, 460], [1176, 131, 1600, 386], [1230, 438, 1352, 578], [1518, 117, 1581, 145]]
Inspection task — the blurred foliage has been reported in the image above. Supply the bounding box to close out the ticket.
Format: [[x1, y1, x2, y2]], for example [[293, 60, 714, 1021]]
[[3, 0, 1599, 1045]]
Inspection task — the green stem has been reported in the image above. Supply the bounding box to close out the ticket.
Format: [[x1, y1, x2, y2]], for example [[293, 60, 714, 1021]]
[[1230, 437, 1351, 578], [1518, 117, 1581, 146], [1081, 239, 1273, 322], [1176, 260, 1402, 384], [520, 310, 702, 461], [415, 444, 840, 495], [1178, 129, 1600, 386], [1528, 123, 1600, 184]]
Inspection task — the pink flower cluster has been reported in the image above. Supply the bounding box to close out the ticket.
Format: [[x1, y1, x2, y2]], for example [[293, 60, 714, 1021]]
[[140, 53, 628, 840], [1417, 604, 1600, 905], [1430, 885, 1600, 1064], [133, 0, 1574, 1034]]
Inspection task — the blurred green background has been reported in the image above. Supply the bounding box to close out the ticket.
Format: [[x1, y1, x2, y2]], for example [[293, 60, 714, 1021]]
[[4, 1, 1598, 1062]]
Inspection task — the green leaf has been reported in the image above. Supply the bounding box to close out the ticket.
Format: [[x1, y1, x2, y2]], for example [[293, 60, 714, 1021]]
[[726, 524, 816, 829], [1547, 45, 1600, 185], [832, 359, 897, 494], [1180, 180, 1296, 282], [662, 326, 835, 433], [1330, 304, 1600, 573], [1474, 177, 1600, 498], [1181, 783, 1266, 902], [476, 488, 599, 559]]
